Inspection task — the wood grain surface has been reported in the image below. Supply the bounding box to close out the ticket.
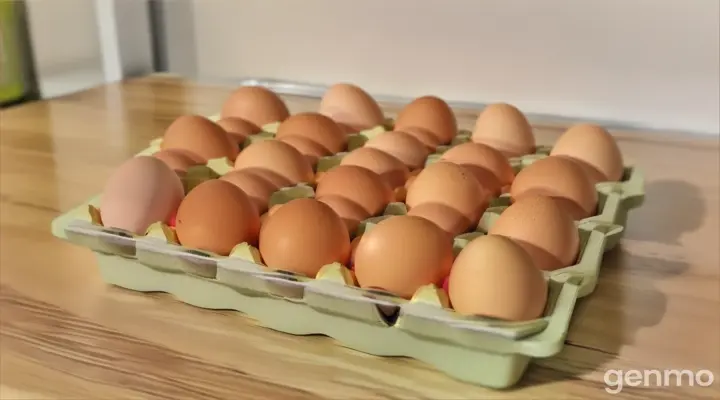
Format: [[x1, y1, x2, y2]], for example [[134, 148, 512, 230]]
[[1, 74, 718, 399]]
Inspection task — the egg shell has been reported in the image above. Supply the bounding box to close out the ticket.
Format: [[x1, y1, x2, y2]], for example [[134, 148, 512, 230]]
[[161, 115, 239, 161], [448, 235, 547, 321], [471, 103, 535, 157], [319, 83, 385, 133], [406, 161, 488, 224], [275, 112, 347, 154], [216, 117, 261, 146], [363, 131, 430, 170], [340, 147, 410, 189], [394, 96, 458, 144], [398, 126, 441, 150], [234, 140, 314, 186], [488, 195, 579, 271], [511, 156, 598, 220], [349, 235, 362, 268], [318, 195, 370, 235], [100, 156, 185, 234], [406, 203, 473, 238], [259, 198, 351, 277], [278, 135, 331, 167], [315, 165, 393, 216], [220, 169, 278, 214], [221, 86, 290, 127], [550, 123, 624, 183], [440, 142, 515, 195], [152, 149, 203, 174], [353, 215, 454, 299], [174, 179, 261, 255]]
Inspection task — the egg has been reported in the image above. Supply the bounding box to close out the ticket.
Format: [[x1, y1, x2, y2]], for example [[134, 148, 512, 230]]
[[174, 179, 260, 255], [234, 140, 314, 186], [315, 165, 393, 216], [406, 161, 488, 224], [100, 156, 185, 234], [489, 195, 579, 271], [406, 203, 473, 238], [161, 115, 238, 161], [394, 96, 457, 144], [511, 156, 598, 220], [440, 142, 515, 196], [319, 83, 385, 133], [152, 149, 203, 174], [363, 131, 430, 170], [471, 103, 535, 157], [275, 112, 347, 154], [353, 215, 454, 299], [340, 147, 410, 189], [318, 195, 370, 235], [220, 86, 290, 127], [449, 235, 547, 321], [216, 117, 261, 147], [278, 135, 331, 167], [550, 123, 624, 183], [259, 198, 351, 277], [398, 126, 442, 150], [220, 169, 277, 214]]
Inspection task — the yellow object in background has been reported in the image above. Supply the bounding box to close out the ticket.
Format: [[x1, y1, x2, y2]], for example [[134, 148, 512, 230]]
[[0, 1, 29, 105]]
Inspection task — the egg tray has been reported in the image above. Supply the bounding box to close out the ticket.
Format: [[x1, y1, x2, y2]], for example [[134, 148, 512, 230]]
[[50, 118, 644, 389]]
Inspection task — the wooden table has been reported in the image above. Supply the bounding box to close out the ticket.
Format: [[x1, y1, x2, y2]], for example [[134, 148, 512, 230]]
[[1, 75, 718, 399]]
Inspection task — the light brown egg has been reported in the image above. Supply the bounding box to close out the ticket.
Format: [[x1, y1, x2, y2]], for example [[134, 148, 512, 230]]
[[234, 140, 314, 186], [259, 198, 351, 277], [221, 86, 290, 127], [363, 131, 430, 170], [315, 165, 393, 216], [511, 156, 598, 220], [161, 115, 238, 161], [354, 215, 454, 298], [449, 235, 547, 321], [471, 103, 535, 157], [216, 117, 261, 147], [319, 83, 385, 133], [550, 123, 624, 183], [318, 195, 370, 235], [275, 112, 347, 154], [220, 169, 278, 214], [394, 96, 457, 144], [406, 161, 488, 224], [406, 203, 473, 238], [398, 126, 442, 150], [175, 179, 261, 255], [489, 195, 579, 271], [340, 147, 410, 189], [100, 156, 185, 234], [152, 149, 203, 174], [278, 135, 331, 167], [440, 142, 515, 197]]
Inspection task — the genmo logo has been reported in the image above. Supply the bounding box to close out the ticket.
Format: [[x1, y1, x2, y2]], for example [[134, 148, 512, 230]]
[[604, 369, 715, 394]]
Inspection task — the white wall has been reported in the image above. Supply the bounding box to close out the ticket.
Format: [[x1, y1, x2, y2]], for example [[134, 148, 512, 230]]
[[191, 0, 720, 135]]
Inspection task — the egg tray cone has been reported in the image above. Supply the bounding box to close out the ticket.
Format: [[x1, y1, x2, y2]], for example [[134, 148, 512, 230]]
[[50, 114, 644, 389]]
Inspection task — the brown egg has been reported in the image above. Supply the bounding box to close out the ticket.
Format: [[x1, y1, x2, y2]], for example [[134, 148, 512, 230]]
[[315, 165, 393, 216], [278, 135, 331, 166], [550, 123, 624, 183], [398, 126, 441, 150], [363, 131, 430, 170], [220, 169, 277, 214], [175, 179, 261, 255], [340, 147, 410, 189], [406, 203, 473, 238], [449, 235, 547, 321], [319, 83, 385, 133], [489, 195, 579, 271], [471, 103, 535, 157], [406, 161, 488, 224], [161, 115, 238, 161], [152, 149, 203, 174], [318, 195, 370, 235], [440, 142, 515, 196], [511, 156, 598, 220], [259, 198, 351, 277], [354, 215, 454, 298], [234, 140, 314, 186], [349, 235, 362, 268], [221, 86, 290, 127], [275, 112, 347, 154], [394, 96, 457, 144], [216, 117, 261, 147]]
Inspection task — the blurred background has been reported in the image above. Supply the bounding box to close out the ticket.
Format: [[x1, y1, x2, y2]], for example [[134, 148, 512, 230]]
[[1, 0, 718, 135]]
